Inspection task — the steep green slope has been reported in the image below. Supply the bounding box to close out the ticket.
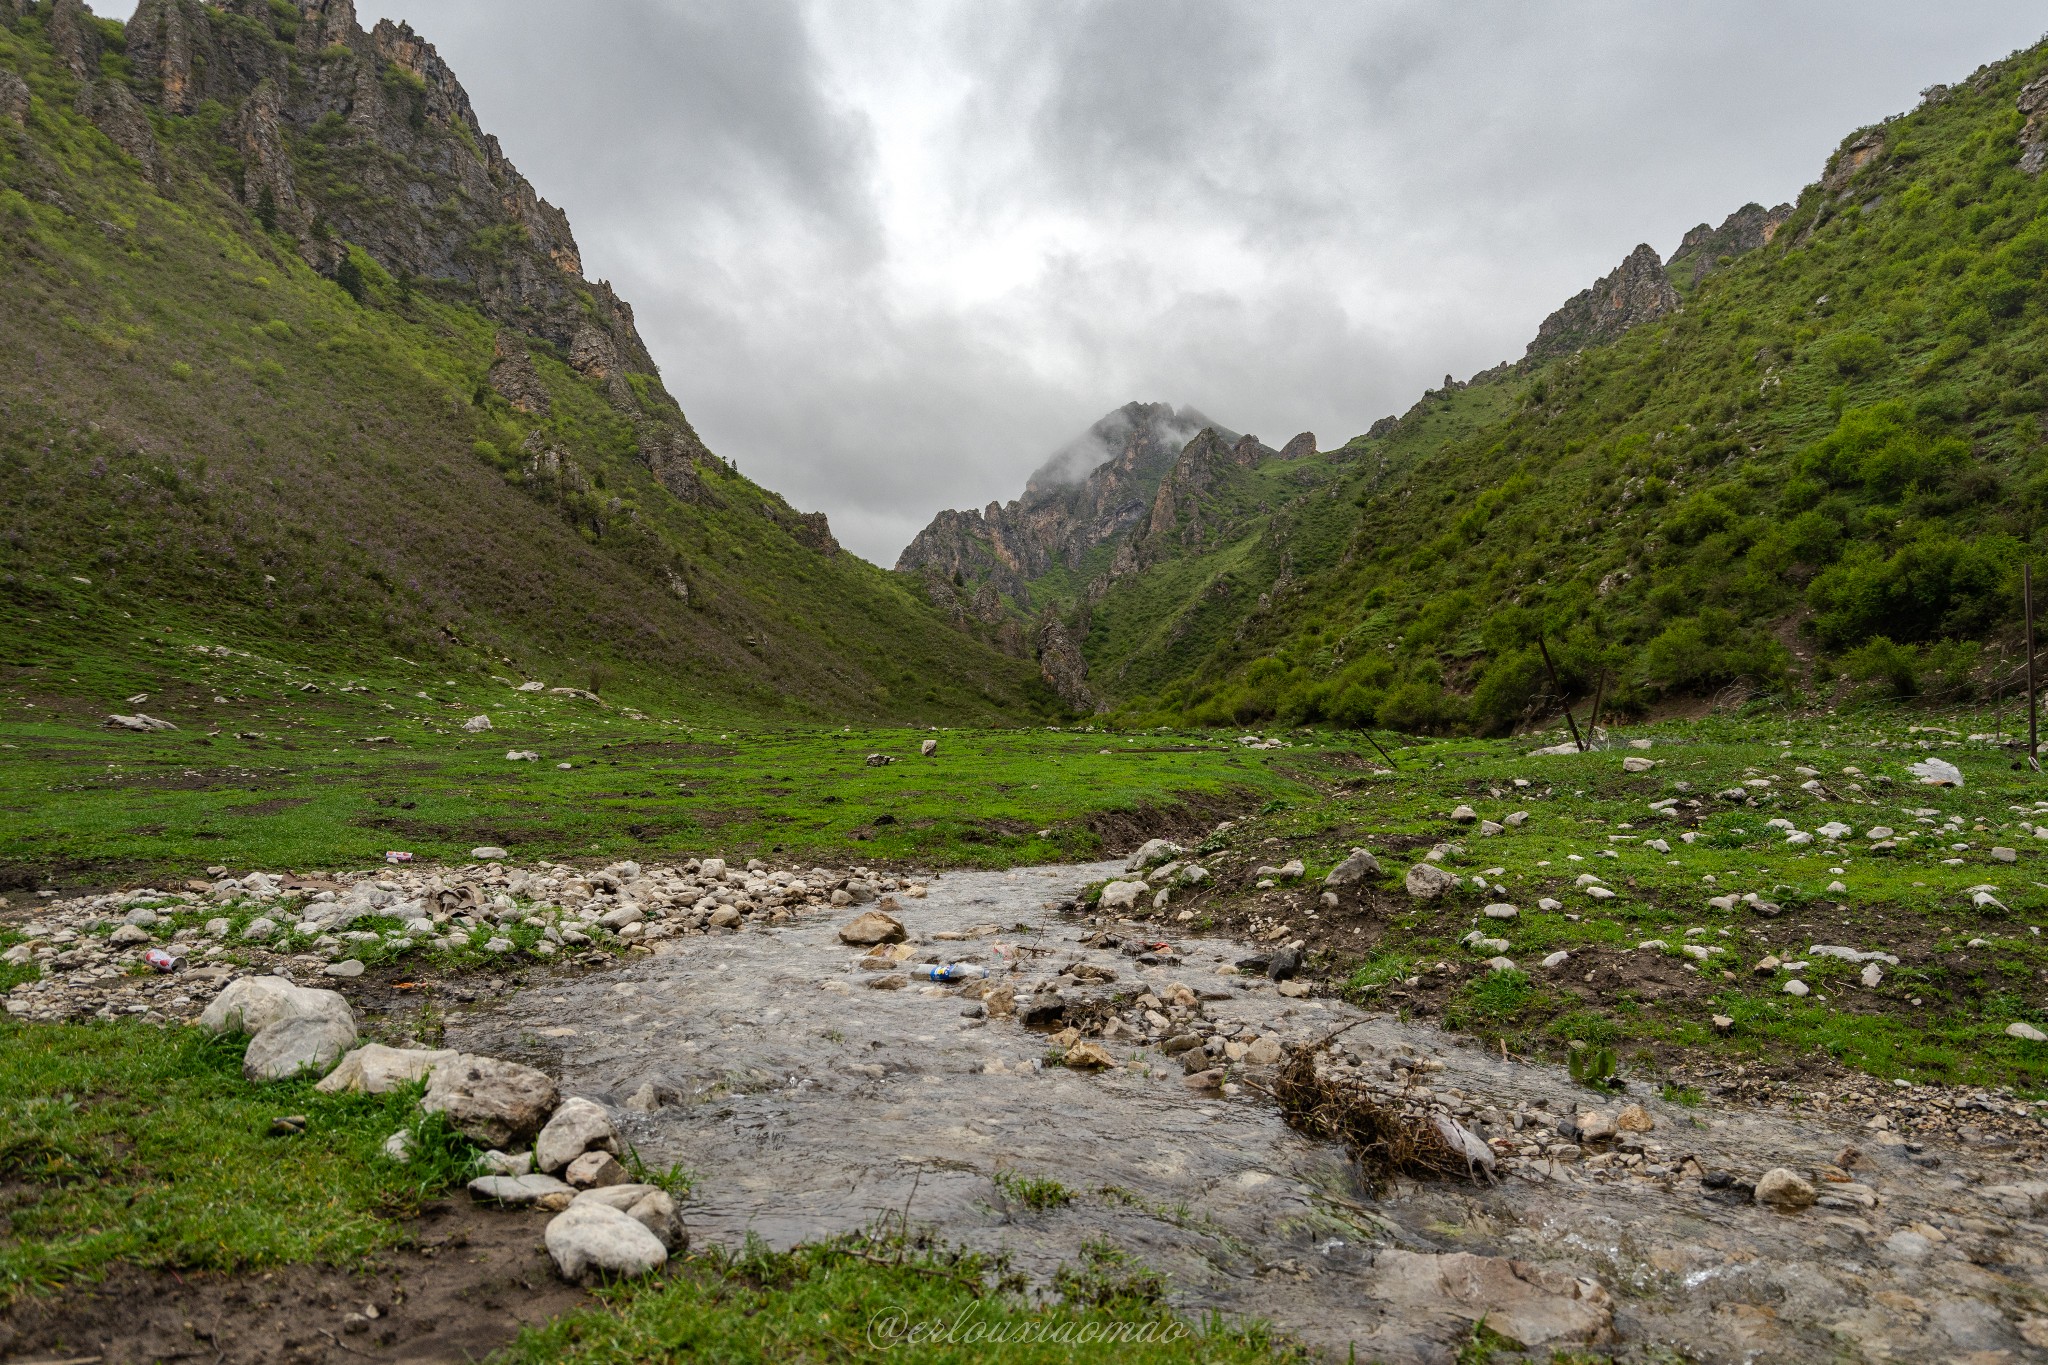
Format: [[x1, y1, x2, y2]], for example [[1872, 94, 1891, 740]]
[[0, 1, 1052, 723], [1092, 40, 2048, 732]]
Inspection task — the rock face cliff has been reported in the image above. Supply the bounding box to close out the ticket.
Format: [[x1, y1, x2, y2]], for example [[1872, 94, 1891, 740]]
[[1665, 201, 1793, 286], [26, 0, 805, 528], [897, 402, 1316, 709], [1524, 242, 1680, 362]]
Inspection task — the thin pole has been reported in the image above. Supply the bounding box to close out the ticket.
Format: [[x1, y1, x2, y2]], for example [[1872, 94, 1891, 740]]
[[1365, 730, 1399, 770], [2028, 562, 2039, 771], [1537, 636, 1586, 752]]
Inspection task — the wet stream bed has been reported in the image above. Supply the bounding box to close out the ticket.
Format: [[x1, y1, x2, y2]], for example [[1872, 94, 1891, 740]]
[[446, 862, 2048, 1363]]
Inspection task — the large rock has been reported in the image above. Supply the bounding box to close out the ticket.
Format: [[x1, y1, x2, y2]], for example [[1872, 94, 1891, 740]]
[[536, 1097, 621, 1174], [242, 1013, 357, 1082], [1754, 1167, 1816, 1212], [836, 910, 905, 945], [1097, 880, 1149, 911], [200, 976, 351, 1037], [1370, 1250, 1613, 1349], [544, 1200, 668, 1284], [1324, 849, 1382, 887], [1124, 838, 1183, 873], [200, 977, 358, 1081], [315, 1044, 458, 1095], [1404, 863, 1460, 899], [422, 1054, 559, 1149], [573, 1184, 688, 1251]]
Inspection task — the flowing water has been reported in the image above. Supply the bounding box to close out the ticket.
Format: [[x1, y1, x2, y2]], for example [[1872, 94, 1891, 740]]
[[446, 863, 2048, 1363]]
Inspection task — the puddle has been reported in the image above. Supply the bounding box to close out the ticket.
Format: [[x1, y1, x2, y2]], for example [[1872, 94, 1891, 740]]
[[447, 863, 2048, 1363]]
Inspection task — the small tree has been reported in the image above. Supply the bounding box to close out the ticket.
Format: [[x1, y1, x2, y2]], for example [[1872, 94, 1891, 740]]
[[254, 184, 277, 233], [334, 253, 366, 304]]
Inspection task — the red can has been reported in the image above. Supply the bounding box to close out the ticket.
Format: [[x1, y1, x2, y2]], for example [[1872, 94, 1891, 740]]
[[144, 948, 185, 972]]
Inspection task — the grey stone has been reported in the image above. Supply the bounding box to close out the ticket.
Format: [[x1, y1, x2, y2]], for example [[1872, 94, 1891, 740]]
[[243, 1013, 357, 1082], [1324, 849, 1382, 886], [1405, 863, 1460, 900], [470, 1173, 575, 1208], [536, 1097, 620, 1174], [200, 976, 353, 1038], [422, 1054, 559, 1148], [545, 1200, 667, 1283], [574, 1184, 688, 1252], [315, 1044, 458, 1095]]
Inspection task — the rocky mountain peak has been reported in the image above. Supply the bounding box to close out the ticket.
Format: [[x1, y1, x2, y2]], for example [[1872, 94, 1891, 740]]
[[1666, 202, 1793, 286], [1524, 243, 1679, 362]]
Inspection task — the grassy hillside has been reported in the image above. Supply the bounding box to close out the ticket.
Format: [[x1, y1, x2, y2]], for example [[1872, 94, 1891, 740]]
[[0, 3, 1054, 725], [1056, 41, 2048, 733]]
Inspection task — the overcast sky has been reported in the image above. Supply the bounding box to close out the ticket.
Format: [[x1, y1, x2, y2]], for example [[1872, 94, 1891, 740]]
[[98, 2, 2048, 562]]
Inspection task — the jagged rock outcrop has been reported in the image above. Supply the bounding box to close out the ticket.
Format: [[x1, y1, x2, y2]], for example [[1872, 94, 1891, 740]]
[[1036, 616, 1096, 713], [1822, 129, 1886, 195], [0, 68, 27, 125], [2020, 75, 2048, 174], [1132, 428, 1283, 562], [75, 79, 162, 186], [788, 511, 840, 557], [48, 0, 100, 79], [1666, 202, 1793, 285], [126, 0, 205, 115], [1276, 432, 1317, 462], [488, 333, 552, 416], [1524, 244, 1678, 362], [234, 78, 308, 239], [898, 402, 1231, 601], [0, 0, 28, 30]]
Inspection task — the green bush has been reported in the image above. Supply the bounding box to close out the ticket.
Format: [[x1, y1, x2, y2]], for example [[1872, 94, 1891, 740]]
[[1808, 532, 2013, 647]]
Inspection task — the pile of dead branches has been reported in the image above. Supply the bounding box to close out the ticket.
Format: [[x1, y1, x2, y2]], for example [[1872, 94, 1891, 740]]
[[1270, 1041, 1489, 1184]]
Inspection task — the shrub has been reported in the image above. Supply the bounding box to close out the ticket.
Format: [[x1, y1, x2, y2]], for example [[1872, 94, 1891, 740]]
[[1819, 330, 1887, 377], [1638, 610, 1787, 693], [1808, 532, 2013, 646]]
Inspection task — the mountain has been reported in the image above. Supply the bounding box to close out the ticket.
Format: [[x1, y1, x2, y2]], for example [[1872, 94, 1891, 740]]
[[0, 0, 1052, 721], [904, 39, 2048, 732], [897, 401, 1320, 708]]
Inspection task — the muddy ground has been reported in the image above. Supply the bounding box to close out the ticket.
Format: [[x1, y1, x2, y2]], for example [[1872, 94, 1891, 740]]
[[0, 1201, 583, 1365]]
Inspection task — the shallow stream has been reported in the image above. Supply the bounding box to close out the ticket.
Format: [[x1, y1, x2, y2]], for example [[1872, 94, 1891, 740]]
[[447, 862, 2048, 1363]]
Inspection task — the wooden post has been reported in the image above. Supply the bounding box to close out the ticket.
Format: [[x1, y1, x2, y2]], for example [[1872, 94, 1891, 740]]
[[1586, 669, 1609, 749], [1537, 636, 1586, 752], [2028, 562, 2039, 771]]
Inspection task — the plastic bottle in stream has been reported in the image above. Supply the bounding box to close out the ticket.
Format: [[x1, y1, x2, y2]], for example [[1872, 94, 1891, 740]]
[[918, 963, 989, 982]]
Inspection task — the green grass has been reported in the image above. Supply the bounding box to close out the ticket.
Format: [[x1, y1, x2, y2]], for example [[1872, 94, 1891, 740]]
[[1182, 706, 2048, 1091], [0, 642, 1308, 879], [992, 1171, 1073, 1213], [0, 1019, 476, 1299], [499, 1231, 1298, 1364]]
